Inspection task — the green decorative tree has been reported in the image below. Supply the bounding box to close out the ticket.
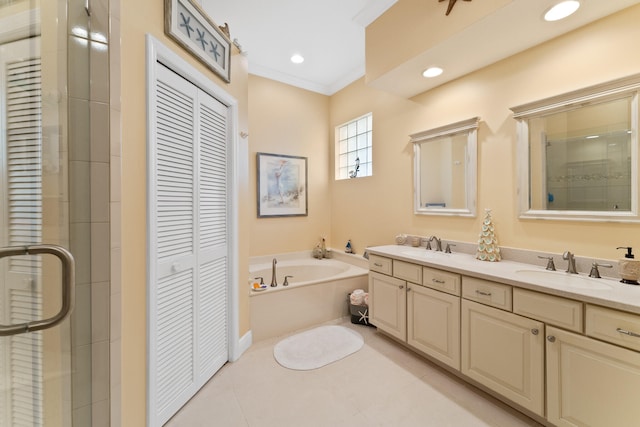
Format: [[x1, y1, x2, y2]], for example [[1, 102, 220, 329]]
[[476, 209, 501, 262]]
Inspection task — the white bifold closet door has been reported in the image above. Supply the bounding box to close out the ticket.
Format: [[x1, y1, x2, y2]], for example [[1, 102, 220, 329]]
[[148, 62, 229, 426]]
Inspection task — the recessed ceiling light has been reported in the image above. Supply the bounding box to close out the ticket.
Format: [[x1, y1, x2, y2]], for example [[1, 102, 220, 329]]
[[422, 67, 443, 78], [544, 1, 580, 22], [291, 54, 304, 64]]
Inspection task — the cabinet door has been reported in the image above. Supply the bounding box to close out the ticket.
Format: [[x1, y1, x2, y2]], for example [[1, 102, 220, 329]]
[[546, 326, 640, 427], [461, 299, 544, 416], [369, 271, 406, 341], [408, 285, 460, 369]]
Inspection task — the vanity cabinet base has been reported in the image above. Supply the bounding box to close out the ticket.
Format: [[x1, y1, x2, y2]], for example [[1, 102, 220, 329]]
[[546, 326, 640, 427], [461, 299, 544, 417], [408, 284, 460, 369]]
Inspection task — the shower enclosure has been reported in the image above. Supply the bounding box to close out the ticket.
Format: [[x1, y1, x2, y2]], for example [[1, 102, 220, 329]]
[[1, 0, 111, 425]]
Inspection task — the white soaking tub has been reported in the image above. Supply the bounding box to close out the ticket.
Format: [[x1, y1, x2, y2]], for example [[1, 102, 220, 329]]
[[249, 251, 368, 341]]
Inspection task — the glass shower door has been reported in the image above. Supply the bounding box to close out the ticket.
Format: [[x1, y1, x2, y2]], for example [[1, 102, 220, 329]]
[[1, 1, 78, 425], [0, 246, 75, 427]]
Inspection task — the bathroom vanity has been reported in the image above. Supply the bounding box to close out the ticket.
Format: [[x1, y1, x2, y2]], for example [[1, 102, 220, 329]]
[[367, 245, 640, 427]]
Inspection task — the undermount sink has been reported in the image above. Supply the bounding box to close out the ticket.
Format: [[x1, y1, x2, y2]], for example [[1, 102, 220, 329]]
[[515, 269, 613, 290]]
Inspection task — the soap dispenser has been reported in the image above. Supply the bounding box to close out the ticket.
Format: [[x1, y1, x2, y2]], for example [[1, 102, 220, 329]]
[[616, 246, 640, 285]]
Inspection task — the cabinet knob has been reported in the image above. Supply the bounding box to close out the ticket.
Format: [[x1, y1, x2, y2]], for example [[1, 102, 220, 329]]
[[531, 328, 539, 335], [399, 285, 404, 290], [407, 286, 411, 291], [547, 335, 556, 343]]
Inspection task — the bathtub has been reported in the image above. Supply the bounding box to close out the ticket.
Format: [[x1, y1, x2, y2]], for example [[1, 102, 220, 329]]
[[249, 251, 369, 341]]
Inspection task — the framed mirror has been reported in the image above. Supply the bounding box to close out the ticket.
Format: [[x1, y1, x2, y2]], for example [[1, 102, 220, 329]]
[[411, 117, 478, 217], [512, 74, 640, 222]]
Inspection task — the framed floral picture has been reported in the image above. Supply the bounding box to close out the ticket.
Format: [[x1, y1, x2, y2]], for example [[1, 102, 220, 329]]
[[257, 153, 308, 217]]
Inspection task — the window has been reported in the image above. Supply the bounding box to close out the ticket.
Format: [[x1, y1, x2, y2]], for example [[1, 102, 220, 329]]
[[335, 112, 372, 179]]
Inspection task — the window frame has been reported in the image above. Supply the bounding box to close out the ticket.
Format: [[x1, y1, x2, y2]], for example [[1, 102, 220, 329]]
[[334, 112, 373, 180]]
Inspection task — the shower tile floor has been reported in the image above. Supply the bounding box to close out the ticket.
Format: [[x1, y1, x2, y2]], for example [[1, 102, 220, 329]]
[[165, 319, 543, 427]]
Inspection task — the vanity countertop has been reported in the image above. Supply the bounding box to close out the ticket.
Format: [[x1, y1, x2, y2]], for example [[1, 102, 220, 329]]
[[367, 245, 640, 315]]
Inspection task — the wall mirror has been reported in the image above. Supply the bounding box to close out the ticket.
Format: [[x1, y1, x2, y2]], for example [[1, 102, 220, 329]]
[[512, 74, 640, 222], [410, 117, 478, 217]]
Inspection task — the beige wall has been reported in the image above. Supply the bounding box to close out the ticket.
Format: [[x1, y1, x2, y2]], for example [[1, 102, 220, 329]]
[[330, 78, 428, 252], [119, 1, 249, 425], [330, 5, 640, 260], [248, 75, 332, 255], [116, 2, 640, 425]]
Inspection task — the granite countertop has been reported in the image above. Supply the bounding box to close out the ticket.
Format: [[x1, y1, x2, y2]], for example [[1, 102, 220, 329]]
[[367, 245, 640, 315]]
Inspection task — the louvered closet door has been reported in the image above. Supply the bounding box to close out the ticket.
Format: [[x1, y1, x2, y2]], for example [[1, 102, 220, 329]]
[[197, 90, 228, 380], [151, 64, 198, 423], [149, 63, 229, 426]]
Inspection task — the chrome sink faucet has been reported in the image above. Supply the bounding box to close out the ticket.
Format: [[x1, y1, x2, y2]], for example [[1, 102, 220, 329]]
[[270, 258, 278, 287], [429, 236, 443, 252], [562, 251, 578, 274]]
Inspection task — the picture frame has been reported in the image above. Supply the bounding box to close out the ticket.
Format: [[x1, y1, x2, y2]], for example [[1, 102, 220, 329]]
[[257, 153, 308, 217], [164, 0, 231, 82]]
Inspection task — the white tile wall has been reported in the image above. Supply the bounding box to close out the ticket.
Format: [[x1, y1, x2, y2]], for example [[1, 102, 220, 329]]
[[90, 0, 110, 42], [73, 283, 92, 346], [69, 98, 90, 161], [70, 160, 91, 223], [91, 102, 110, 162], [69, 36, 90, 99], [91, 162, 110, 222], [92, 281, 110, 342], [92, 340, 110, 402], [90, 41, 109, 103]]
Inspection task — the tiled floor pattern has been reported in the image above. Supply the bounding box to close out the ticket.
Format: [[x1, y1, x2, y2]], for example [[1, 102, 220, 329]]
[[165, 319, 543, 427]]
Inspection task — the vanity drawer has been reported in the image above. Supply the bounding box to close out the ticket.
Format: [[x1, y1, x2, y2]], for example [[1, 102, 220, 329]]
[[393, 260, 422, 284], [462, 277, 512, 311], [423, 267, 461, 296], [586, 305, 640, 352], [369, 255, 392, 275], [513, 289, 583, 333]]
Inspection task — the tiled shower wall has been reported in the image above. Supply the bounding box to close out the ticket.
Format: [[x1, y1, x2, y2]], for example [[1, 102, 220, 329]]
[[67, 0, 120, 424]]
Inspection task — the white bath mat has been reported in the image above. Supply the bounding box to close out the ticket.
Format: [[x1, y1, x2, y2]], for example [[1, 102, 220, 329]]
[[273, 325, 364, 370]]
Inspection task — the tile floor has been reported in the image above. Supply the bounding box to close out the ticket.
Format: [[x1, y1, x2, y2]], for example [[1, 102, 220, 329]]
[[165, 319, 544, 427]]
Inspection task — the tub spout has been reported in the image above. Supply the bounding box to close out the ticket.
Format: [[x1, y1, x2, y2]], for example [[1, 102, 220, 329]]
[[270, 258, 278, 287]]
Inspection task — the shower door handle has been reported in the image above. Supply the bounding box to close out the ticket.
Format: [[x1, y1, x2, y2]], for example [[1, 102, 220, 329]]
[[0, 245, 75, 336]]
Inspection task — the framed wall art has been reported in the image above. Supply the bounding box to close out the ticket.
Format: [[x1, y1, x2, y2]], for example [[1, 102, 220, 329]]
[[164, 0, 231, 82], [257, 153, 308, 217]]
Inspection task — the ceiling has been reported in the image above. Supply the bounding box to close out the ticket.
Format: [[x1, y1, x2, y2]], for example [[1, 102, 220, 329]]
[[200, 0, 397, 95], [201, 0, 640, 97]]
